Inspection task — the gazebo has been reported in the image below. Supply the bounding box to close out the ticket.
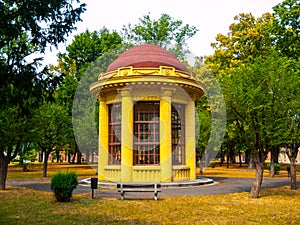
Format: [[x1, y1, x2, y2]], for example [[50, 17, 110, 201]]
[[90, 44, 204, 183]]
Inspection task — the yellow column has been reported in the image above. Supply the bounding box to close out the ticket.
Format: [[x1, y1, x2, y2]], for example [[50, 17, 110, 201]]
[[98, 97, 108, 181], [185, 99, 196, 180], [160, 88, 173, 182], [120, 88, 133, 182]]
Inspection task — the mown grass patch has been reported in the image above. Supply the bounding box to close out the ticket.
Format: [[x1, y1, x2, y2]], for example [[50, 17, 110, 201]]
[[8, 162, 299, 180], [0, 186, 300, 224], [7, 163, 97, 180], [201, 164, 300, 179]]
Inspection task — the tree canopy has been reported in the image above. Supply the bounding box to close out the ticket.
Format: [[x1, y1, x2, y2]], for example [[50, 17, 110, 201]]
[[122, 13, 198, 58], [272, 0, 300, 59], [206, 0, 300, 196], [0, 0, 86, 190]]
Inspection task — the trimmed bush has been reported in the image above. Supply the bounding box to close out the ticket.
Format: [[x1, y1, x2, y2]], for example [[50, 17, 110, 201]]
[[210, 161, 216, 168], [266, 163, 280, 174], [50, 171, 78, 202]]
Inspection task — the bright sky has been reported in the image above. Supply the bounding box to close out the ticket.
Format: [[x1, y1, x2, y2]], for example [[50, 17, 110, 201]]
[[46, 0, 283, 65]]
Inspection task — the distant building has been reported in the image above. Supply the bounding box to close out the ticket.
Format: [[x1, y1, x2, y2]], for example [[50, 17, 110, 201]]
[[278, 148, 300, 164]]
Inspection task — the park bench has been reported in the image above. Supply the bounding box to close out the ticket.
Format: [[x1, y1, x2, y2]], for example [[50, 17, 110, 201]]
[[117, 183, 161, 200]]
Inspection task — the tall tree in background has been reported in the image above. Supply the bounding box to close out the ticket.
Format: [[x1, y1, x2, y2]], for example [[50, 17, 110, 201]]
[[191, 59, 226, 169], [206, 2, 300, 197], [55, 28, 122, 111], [122, 13, 198, 58], [205, 13, 275, 174], [221, 52, 300, 197], [205, 12, 274, 77], [273, 0, 300, 190], [272, 0, 300, 188], [272, 0, 300, 59], [53, 28, 123, 163], [32, 103, 72, 177], [0, 0, 86, 190]]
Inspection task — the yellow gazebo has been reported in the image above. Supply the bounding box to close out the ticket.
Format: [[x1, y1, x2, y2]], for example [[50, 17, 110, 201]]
[[90, 44, 204, 183]]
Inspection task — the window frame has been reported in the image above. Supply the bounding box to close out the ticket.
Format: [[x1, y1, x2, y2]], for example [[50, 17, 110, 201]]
[[171, 103, 185, 165], [108, 103, 122, 165], [133, 101, 160, 165]]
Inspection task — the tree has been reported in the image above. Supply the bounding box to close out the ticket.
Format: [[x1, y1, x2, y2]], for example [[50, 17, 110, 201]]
[[0, 0, 86, 190], [276, 58, 300, 190], [205, 13, 274, 77], [272, 0, 300, 59], [0, 107, 33, 183], [195, 97, 211, 173], [53, 28, 123, 163], [222, 120, 249, 167], [192, 59, 226, 168], [272, 0, 300, 187], [55, 28, 122, 112], [221, 52, 300, 197], [32, 103, 72, 177], [57, 28, 122, 79], [122, 13, 198, 58], [205, 12, 283, 198]]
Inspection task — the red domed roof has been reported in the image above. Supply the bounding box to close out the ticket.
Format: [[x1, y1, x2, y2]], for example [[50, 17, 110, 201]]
[[106, 44, 188, 72]]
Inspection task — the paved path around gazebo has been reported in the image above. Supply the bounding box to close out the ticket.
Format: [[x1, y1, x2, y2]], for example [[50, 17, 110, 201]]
[[7, 177, 299, 199]]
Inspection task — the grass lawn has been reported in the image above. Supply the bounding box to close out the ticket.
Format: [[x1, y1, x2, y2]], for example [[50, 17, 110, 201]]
[[2, 163, 300, 224], [7, 162, 97, 180], [7, 162, 299, 180], [202, 163, 300, 178], [1, 186, 300, 224]]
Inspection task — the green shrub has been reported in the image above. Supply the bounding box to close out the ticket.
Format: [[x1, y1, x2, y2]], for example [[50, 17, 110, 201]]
[[50, 171, 78, 202], [210, 161, 216, 168], [266, 163, 280, 174]]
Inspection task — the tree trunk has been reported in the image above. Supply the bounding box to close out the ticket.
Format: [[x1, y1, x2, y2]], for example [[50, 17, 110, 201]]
[[269, 152, 275, 178], [91, 152, 94, 163], [226, 153, 229, 168], [67, 151, 71, 163], [230, 146, 235, 164], [238, 149, 242, 167], [248, 154, 254, 169], [56, 149, 60, 163], [273, 148, 279, 164], [250, 153, 264, 198], [42, 152, 50, 177], [38, 153, 43, 162], [86, 151, 90, 163], [0, 157, 9, 190], [220, 150, 224, 166], [74, 144, 82, 164], [204, 151, 209, 168], [77, 151, 82, 164], [71, 153, 76, 164], [200, 157, 205, 174], [290, 158, 297, 190], [245, 149, 250, 165]]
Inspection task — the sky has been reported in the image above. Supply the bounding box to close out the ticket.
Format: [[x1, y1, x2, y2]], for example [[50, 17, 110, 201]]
[[45, 0, 283, 65]]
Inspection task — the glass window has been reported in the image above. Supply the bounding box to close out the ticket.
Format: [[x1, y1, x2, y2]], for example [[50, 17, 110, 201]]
[[108, 103, 121, 165], [134, 101, 160, 165], [172, 103, 185, 165]]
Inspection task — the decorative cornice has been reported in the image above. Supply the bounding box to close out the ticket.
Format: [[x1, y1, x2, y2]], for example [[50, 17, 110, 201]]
[[98, 66, 196, 81], [90, 66, 205, 100]]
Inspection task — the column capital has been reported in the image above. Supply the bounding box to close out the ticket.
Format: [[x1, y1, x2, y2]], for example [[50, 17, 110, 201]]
[[161, 87, 175, 97], [98, 95, 106, 102], [119, 87, 132, 97]]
